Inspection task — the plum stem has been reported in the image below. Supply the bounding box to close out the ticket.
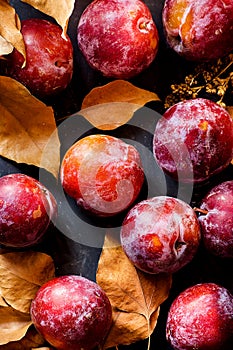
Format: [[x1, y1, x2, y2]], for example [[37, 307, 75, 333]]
[[193, 207, 208, 215]]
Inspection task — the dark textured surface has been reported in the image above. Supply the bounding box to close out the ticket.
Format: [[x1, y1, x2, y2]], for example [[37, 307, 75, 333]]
[[2, 1, 233, 349]]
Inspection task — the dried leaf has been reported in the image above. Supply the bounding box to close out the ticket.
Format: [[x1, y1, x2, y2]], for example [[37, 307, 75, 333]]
[[0, 76, 60, 178], [0, 296, 8, 307], [0, 0, 26, 60], [0, 35, 13, 56], [22, 0, 76, 37], [0, 325, 46, 349], [82, 80, 160, 108], [108, 307, 160, 349], [0, 251, 55, 314], [0, 306, 32, 345], [227, 106, 233, 118], [80, 80, 160, 130], [96, 234, 172, 349]]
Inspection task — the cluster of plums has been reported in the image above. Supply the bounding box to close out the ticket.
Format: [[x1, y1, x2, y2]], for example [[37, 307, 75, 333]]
[[1, 96, 233, 349], [1, 0, 233, 349], [4, 0, 233, 97]]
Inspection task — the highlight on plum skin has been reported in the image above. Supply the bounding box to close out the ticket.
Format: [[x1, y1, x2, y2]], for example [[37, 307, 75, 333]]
[[30, 275, 112, 350], [166, 283, 233, 350], [120, 196, 201, 274], [0, 173, 57, 248], [6, 18, 73, 97], [162, 0, 233, 61], [153, 98, 233, 184], [77, 0, 159, 79], [60, 134, 145, 217], [197, 180, 233, 259]]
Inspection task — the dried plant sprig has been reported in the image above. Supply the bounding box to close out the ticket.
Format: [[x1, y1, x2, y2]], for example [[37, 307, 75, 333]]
[[165, 53, 233, 109]]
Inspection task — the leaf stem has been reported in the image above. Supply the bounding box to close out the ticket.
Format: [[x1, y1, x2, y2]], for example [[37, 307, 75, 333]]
[[147, 334, 151, 350]]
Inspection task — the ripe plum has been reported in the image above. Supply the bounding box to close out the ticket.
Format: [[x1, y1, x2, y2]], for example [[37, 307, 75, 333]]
[[120, 196, 200, 274], [0, 173, 56, 248], [30, 275, 112, 350], [60, 134, 144, 217], [163, 0, 233, 61], [6, 18, 73, 97], [198, 180, 233, 258], [166, 283, 233, 350], [153, 98, 233, 183], [77, 0, 159, 79]]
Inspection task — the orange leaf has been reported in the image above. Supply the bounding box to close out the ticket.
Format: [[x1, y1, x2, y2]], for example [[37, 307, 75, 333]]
[[0, 35, 13, 56], [0, 325, 46, 349], [227, 106, 233, 119], [0, 296, 8, 307], [80, 80, 160, 130], [96, 233, 172, 349], [0, 251, 54, 346], [21, 0, 76, 37], [0, 0, 26, 60], [0, 251, 55, 314], [0, 306, 32, 345], [0, 76, 60, 178]]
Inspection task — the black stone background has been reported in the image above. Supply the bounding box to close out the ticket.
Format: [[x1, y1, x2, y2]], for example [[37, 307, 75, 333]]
[[0, 1, 232, 349]]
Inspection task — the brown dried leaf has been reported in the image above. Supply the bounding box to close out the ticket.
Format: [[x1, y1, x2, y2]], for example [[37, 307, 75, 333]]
[[80, 80, 160, 130], [227, 106, 233, 119], [0, 325, 46, 349], [0, 76, 60, 178], [0, 251, 55, 314], [0, 0, 26, 60], [0, 35, 13, 56], [108, 307, 160, 348], [0, 296, 8, 307], [22, 0, 76, 36], [96, 234, 172, 349], [0, 306, 32, 345]]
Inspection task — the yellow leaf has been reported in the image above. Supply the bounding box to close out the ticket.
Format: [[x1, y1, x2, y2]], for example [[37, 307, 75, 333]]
[[0, 326, 46, 349], [0, 296, 7, 307], [80, 80, 160, 130], [0, 35, 13, 56], [0, 76, 60, 178], [96, 234, 172, 348], [108, 308, 160, 348], [21, 0, 76, 37], [0, 0, 26, 60], [0, 251, 55, 314], [0, 306, 32, 345]]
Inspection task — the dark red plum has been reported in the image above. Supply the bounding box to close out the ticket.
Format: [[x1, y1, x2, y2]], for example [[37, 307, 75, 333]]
[[6, 19, 73, 97], [77, 0, 159, 79], [198, 180, 233, 258], [120, 196, 200, 274], [30, 275, 112, 350], [153, 98, 233, 183], [0, 173, 56, 248], [163, 0, 233, 61], [166, 283, 233, 350]]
